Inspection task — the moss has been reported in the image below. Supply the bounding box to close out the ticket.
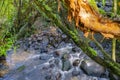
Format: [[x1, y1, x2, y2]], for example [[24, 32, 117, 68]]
[[69, 31, 79, 42], [88, 47, 97, 56], [108, 62, 120, 75]]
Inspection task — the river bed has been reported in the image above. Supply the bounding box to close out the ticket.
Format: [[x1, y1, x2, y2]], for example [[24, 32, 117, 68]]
[[0, 27, 115, 80]]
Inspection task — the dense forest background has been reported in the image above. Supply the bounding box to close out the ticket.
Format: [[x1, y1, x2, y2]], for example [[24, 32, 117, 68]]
[[0, 0, 120, 77]]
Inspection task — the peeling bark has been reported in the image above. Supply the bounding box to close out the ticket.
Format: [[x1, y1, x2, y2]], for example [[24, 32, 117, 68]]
[[65, 0, 120, 39]]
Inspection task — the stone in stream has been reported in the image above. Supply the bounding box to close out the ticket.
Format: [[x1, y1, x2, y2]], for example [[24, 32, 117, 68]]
[[41, 36, 49, 47], [98, 78, 109, 80], [39, 55, 51, 60], [72, 70, 80, 76], [37, 37, 42, 43], [61, 53, 71, 60], [71, 76, 79, 80], [61, 53, 72, 71], [40, 47, 48, 53], [53, 51, 61, 57], [77, 74, 91, 80], [55, 72, 61, 80], [34, 44, 40, 50], [62, 60, 72, 71], [77, 74, 109, 80], [45, 75, 52, 80], [72, 59, 80, 66], [61, 34, 67, 39], [80, 59, 105, 77]]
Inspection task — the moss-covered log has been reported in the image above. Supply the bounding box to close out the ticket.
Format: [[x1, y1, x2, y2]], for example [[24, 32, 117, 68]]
[[33, 0, 120, 76]]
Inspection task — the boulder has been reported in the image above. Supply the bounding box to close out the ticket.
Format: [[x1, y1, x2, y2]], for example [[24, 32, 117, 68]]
[[80, 59, 105, 77]]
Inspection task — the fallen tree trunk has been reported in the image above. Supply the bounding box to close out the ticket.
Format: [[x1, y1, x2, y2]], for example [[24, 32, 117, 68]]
[[33, 0, 120, 76], [65, 0, 120, 39]]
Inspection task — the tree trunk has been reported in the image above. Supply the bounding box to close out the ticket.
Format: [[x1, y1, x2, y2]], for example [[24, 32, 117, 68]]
[[65, 0, 120, 39]]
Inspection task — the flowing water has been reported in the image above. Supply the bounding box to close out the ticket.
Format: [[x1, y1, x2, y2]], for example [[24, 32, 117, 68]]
[[0, 27, 112, 80], [0, 46, 109, 80]]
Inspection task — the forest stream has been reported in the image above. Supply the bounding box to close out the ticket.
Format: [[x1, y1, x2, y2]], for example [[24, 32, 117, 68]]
[[0, 26, 119, 80], [0, 0, 120, 80]]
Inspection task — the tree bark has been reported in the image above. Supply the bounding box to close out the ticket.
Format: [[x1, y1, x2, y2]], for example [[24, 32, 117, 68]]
[[65, 0, 120, 39]]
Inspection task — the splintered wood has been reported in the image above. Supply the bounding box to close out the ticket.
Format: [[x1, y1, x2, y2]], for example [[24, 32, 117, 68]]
[[64, 0, 120, 39]]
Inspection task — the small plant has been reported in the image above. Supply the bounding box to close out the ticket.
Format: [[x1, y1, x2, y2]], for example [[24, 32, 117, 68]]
[[0, 37, 14, 56]]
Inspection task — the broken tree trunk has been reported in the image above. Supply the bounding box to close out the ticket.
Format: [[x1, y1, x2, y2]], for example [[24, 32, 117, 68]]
[[65, 0, 120, 39]]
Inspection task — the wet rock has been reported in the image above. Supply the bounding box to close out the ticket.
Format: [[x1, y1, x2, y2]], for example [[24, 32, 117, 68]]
[[53, 59, 62, 69], [47, 45, 54, 51], [79, 52, 87, 59], [80, 60, 105, 77], [72, 59, 80, 66], [61, 34, 68, 43], [34, 44, 40, 50], [91, 77, 98, 80], [78, 74, 89, 80], [62, 60, 72, 71], [57, 42, 65, 49], [22, 43, 30, 51], [49, 63, 55, 68], [62, 34, 67, 38], [61, 53, 70, 60], [71, 77, 79, 80], [40, 46, 48, 53], [98, 78, 109, 80], [72, 70, 80, 76], [53, 51, 61, 57], [39, 55, 51, 60], [37, 37, 42, 43], [41, 37, 49, 46], [54, 59, 60, 65], [55, 72, 61, 80]]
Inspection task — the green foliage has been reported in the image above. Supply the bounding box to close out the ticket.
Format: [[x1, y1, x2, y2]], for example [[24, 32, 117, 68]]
[[0, 0, 16, 56], [0, 0, 37, 56], [0, 36, 14, 56]]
